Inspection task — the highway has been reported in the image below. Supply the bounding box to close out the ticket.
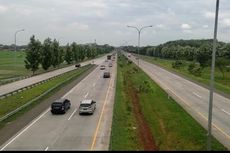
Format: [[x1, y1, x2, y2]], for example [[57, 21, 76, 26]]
[[0, 55, 117, 150], [127, 53, 230, 150], [0, 55, 108, 97]]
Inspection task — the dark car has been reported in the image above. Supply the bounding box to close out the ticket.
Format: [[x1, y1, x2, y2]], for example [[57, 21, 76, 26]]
[[75, 63, 81, 68], [103, 71, 110, 78], [51, 98, 71, 114]]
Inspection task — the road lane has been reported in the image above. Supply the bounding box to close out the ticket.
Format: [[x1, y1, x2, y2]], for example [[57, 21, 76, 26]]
[[0, 54, 117, 151], [0, 54, 108, 97], [127, 53, 230, 149]]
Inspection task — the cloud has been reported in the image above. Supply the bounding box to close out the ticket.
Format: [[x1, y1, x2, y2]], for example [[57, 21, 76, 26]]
[[204, 11, 215, 19], [221, 18, 230, 27], [181, 24, 192, 29], [0, 5, 8, 13], [202, 25, 209, 28]]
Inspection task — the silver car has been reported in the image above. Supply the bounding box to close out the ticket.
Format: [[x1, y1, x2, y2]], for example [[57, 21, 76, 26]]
[[79, 99, 96, 115]]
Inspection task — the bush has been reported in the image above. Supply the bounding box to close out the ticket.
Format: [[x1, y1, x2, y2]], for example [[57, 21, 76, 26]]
[[187, 62, 202, 76], [188, 62, 196, 74], [172, 60, 183, 69]]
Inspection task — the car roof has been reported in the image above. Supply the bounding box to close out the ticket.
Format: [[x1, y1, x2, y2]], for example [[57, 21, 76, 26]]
[[54, 98, 67, 103], [81, 99, 93, 104]]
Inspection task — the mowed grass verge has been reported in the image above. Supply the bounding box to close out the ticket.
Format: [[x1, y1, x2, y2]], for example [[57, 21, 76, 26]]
[[109, 54, 226, 150], [0, 64, 93, 120], [0, 50, 106, 84], [139, 55, 230, 96]]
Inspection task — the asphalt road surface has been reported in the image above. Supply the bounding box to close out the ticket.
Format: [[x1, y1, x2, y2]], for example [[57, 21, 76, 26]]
[[127, 53, 230, 150], [0, 55, 108, 97], [0, 55, 117, 151]]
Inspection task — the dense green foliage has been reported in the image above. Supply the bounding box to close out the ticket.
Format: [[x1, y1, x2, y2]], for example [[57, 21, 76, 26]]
[[24, 35, 41, 75], [124, 39, 230, 77], [24, 35, 114, 74]]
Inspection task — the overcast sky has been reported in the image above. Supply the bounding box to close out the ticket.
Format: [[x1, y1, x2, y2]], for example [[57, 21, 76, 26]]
[[0, 0, 230, 47]]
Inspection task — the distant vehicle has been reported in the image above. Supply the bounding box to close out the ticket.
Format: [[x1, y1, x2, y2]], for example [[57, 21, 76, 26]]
[[100, 65, 106, 70], [108, 62, 113, 67], [107, 55, 112, 60], [127, 53, 131, 57], [79, 99, 96, 115], [103, 71, 110, 78], [105, 59, 108, 62], [75, 63, 81, 67], [51, 98, 71, 114]]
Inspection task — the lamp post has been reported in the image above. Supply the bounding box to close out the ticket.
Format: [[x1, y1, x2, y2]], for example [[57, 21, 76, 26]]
[[127, 25, 152, 66], [14, 29, 25, 52], [14, 29, 25, 70], [207, 0, 219, 151]]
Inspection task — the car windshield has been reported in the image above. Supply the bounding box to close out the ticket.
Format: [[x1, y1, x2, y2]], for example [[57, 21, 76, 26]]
[[52, 102, 63, 106], [80, 104, 91, 107]]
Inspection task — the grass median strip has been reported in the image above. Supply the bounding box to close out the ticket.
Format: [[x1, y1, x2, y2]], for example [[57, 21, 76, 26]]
[[0, 64, 93, 121], [109, 54, 227, 150]]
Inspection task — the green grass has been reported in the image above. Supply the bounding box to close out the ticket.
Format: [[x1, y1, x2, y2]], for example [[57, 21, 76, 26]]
[[110, 54, 227, 150], [0, 50, 106, 84], [0, 50, 28, 80], [0, 64, 92, 119], [139, 55, 230, 96], [109, 56, 142, 151]]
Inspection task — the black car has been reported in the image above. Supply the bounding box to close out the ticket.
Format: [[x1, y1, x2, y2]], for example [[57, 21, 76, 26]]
[[103, 71, 110, 78], [51, 98, 71, 114], [75, 63, 81, 68]]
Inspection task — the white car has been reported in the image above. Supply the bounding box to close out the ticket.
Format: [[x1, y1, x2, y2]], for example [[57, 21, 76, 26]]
[[79, 99, 96, 115]]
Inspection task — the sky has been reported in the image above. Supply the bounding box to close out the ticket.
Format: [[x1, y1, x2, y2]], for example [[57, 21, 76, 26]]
[[0, 0, 230, 47]]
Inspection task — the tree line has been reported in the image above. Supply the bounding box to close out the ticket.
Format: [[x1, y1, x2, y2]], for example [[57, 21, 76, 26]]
[[25, 35, 113, 75], [124, 39, 230, 77]]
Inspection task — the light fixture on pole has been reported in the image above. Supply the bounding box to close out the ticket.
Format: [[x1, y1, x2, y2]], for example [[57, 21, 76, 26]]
[[127, 25, 152, 66]]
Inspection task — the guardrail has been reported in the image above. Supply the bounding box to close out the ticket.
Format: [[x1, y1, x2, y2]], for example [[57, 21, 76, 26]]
[[0, 64, 93, 122], [0, 66, 85, 100]]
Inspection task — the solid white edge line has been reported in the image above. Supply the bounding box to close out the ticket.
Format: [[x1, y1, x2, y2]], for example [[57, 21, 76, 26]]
[[1, 64, 100, 150], [0, 109, 50, 151]]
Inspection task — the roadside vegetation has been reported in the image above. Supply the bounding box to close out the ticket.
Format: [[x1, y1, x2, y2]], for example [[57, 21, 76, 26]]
[[109, 53, 226, 151], [0, 36, 113, 84], [124, 39, 230, 96], [0, 64, 93, 126]]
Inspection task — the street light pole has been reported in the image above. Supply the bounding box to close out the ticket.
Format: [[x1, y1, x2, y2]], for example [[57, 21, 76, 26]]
[[207, 0, 219, 151], [14, 29, 25, 52], [127, 25, 152, 66], [14, 29, 25, 70]]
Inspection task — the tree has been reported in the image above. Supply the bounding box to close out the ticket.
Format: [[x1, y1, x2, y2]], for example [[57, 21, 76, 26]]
[[91, 47, 97, 58], [216, 57, 228, 79], [64, 43, 73, 64], [196, 43, 212, 68], [71, 42, 79, 63], [78, 45, 85, 61], [85, 46, 91, 58], [41, 38, 53, 70], [24, 35, 41, 75], [58, 47, 64, 66], [51, 39, 60, 68]]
